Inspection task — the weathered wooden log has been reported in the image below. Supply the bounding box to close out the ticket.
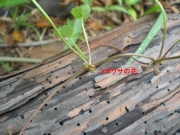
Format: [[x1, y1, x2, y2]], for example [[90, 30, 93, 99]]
[[0, 14, 180, 135]]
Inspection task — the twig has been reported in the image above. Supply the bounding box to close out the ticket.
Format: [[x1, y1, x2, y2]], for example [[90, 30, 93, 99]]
[[0, 17, 12, 22], [0, 39, 61, 47], [0, 57, 42, 63]]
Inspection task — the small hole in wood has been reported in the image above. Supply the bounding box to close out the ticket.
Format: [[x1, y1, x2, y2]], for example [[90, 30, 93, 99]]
[[68, 72, 70, 74], [51, 71, 54, 73], [167, 89, 170, 91], [49, 81, 51, 84], [56, 76, 58, 78], [45, 104, 48, 107], [41, 109, 43, 111], [84, 133, 86, 135], [160, 102, 165, 106], [169, 81, 172, 83], [106, 117, 109, 121], [144, 121, 147, 124], [77, 123, 80, 126], [116, 123, 119, 125], [21, 115, 24, 119], [167, 70, 169, 72], [48, 133, 51, 135], [80, 110, 84, 114], [107, 101, 110, 104], [85, 89, 87, 91], [45, 93, 48, 95], [169, 113, 173, 116], [73, 71, 76, 73], [63, 86, 65, 88], [54, 108, 57, 110], [89, 96, 92, 98], [89, 110, 92, 113], [79, 77, 82, 80], [56, 91, 59, 93], [156, 86, 158, 89], [59, 121, 64, 126], [125, 106, 129, 113]]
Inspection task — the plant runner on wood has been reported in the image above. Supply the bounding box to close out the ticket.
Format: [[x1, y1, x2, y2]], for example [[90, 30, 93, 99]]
[[18, 0, 180, 134], [1, 0, 179, 134]]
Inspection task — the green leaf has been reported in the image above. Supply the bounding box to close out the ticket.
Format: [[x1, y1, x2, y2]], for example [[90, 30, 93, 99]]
[[125, 0, 140, 6], [108, 5, 129, 14], [71, 5, 90, 20], [128, 8, 137, 20], [83, 0, 92, 5], [63, 19, 82, 50], [117, 0, 123, 6], [143, 6, 161, 16], [58, 25, 73, 38], [66, 18, 73, 27], [0, 62, 12, 72], [0, 0, 30, 8], [126, 13, 164, 63], [91, 6, 106, 12], [105, 25, 112, 31]]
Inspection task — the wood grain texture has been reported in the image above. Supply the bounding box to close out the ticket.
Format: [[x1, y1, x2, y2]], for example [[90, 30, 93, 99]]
[[0, 14, 180, 135]]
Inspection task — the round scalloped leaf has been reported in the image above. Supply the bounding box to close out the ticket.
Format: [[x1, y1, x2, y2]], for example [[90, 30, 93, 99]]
[[71, 5, 90, 20]]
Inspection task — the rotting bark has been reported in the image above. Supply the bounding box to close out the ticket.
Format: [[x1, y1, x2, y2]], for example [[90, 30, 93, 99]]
[[0, 14, 180, 135]]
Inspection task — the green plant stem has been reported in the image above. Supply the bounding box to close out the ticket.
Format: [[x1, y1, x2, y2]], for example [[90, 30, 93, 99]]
[[162, 39, 180, 58], [154, 0, 167, 58], [31, 0, 88, 63], [70, 38, 88, 60], [161, 55, 180, 61], [81, 18, 91, 64], [95, 53, 156, 66], [101, 44, 150, 65], [0, 57, 42, 63]]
